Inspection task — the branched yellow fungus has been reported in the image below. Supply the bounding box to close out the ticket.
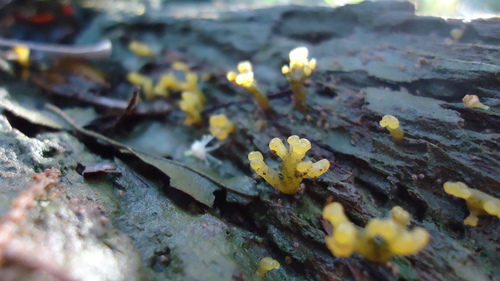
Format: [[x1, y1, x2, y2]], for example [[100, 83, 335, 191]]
[[282, 47, 316, 112], [380, 115, 404, 142], [128, 41, 155, 57], [155, 62, 206, 102], [323, 202, 430, 262], [209, 114, 235, 140], [227, 61, 270, 111], [462, 94, 489, 110], [179, 91, 204, 125], [443, 181, 500, 226], [248, 135, 330, 194], [256, 257, 280, 278], [127, 72, 155, 99]]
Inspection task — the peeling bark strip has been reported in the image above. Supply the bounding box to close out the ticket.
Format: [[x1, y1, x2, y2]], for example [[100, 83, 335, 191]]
[[0, 168, 60, 266]]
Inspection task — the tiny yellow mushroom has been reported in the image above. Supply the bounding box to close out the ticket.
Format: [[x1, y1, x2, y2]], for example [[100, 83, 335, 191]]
[[256, 257, 280, 278], [443, 181, 500, 226], [227, 61, 270, 111], [450, 28, 464, 41], [13, 45, 30, 68], [380, 115, 405, 142], [209, 114, 235, 140], [282, 47, 316, 112], [248, 135, 330, 194], [13, 45, 30, 79], [128, 41, 155, 57], [323, 203, 430, 262], [462, 94, 489, 110]]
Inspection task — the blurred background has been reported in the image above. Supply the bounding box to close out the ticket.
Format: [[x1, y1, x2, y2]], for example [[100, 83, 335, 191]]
[[75, 0, 500, 19]]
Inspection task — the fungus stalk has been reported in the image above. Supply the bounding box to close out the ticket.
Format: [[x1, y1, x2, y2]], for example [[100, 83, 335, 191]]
[[380, 115, 404, 142], [248, 135, 330, 194], [227, 61, 270, 111], [323, 203, 430, 262], [282, 47, 316, 112], [443, 181, 500, 226]]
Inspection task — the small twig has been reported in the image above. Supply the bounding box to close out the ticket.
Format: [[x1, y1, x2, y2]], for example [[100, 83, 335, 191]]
[[0, 38, 112, 59], [45, 103, 129, 150], [113, 87, 140, 127], [46, 103, 256, 197]]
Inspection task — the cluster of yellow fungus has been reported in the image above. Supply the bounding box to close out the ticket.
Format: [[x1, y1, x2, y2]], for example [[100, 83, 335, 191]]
[[128, 40, 156, 57], [282, 47, 316, 112], [248, 135, 330, 194], [209, 114, 235, 140], [323, 202, 430, 262], [256, 257, 280, 278], [443, 181, 500, 226], [227, 61, 270, 111], [176, 65, 206, 125], [127, 61, 205, 101], [156, 62, 205, 98], [380, 115, 404, 142], [126, 61, 206, 125], [462, 94, 489, 110]]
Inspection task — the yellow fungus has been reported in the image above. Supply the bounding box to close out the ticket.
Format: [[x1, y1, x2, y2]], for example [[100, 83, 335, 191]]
[[179, 91, 204, 126], [443, 181, 500, 226], [209, 114, 235, 140], [127, 72, 155, 99], [256, 257, 280, 278], [380, 115, 405, 142], [450, 28, 464, 41], [154, 63, 206, 103], [153, 82, 169, 97], [12, 45, 30, 79], [282, 47, 316, 112], [128, 41, 155, 57], [462, 94, 489, 110], [248, 135, 330, 194], [227, 61, 270, 111], [323, 202, 430, 262], [13, 45, 30, 68], [172, 61, 190, 71]]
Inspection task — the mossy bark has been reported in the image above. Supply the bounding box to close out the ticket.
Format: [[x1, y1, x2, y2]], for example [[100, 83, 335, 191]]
[[0, 1, 499, 281]]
